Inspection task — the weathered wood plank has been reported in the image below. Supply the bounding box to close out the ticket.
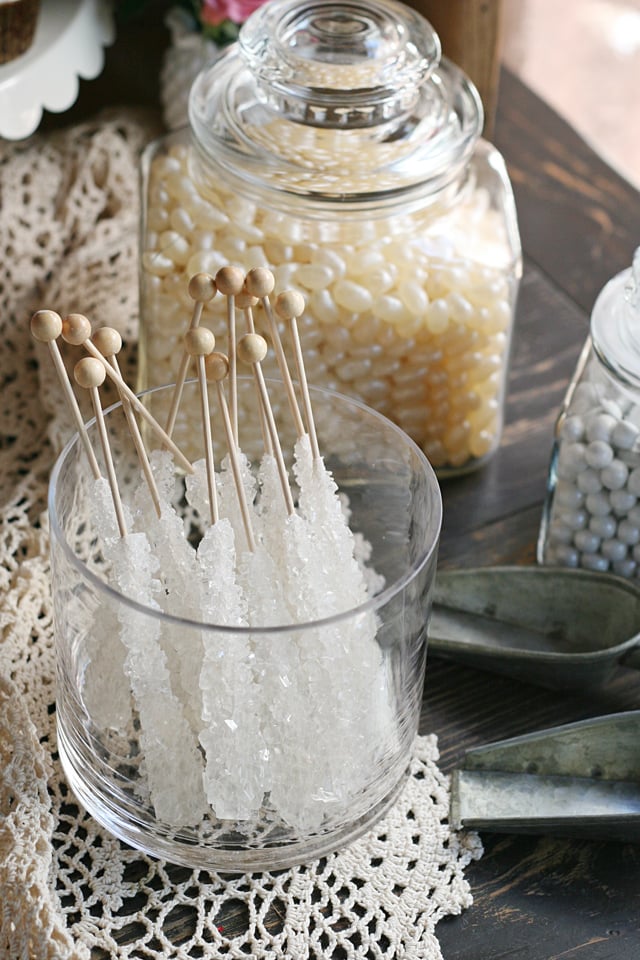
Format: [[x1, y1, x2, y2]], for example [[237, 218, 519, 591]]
[[495, 71, 640, 312]]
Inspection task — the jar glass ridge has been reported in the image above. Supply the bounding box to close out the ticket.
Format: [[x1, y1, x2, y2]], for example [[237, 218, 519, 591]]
[[139, 0, 521, 475]]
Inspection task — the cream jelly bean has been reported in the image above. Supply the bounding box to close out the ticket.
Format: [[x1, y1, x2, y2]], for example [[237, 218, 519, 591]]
[[138, 0, 521, 475], [539, 249, 640, 578]]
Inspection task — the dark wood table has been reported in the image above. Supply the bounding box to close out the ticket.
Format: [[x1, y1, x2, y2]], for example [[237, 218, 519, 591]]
[[45, 12, 640, 957], [431, 71, 640, 960]]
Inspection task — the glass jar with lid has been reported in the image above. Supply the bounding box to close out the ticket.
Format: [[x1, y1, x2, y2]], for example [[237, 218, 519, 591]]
[[139, 0, 521, 475], [538, 249, 640, 578]]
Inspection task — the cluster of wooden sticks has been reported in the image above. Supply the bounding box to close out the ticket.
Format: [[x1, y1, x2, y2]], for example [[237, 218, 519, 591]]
[[30, 265, 322, 551]]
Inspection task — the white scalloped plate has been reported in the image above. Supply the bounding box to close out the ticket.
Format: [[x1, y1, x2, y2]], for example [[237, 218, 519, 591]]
[[0, 0, 115, 140]]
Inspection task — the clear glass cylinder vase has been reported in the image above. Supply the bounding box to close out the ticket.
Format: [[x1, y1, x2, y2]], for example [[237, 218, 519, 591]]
[[50, 379, 441, 871], [139, 0, 521, 477]]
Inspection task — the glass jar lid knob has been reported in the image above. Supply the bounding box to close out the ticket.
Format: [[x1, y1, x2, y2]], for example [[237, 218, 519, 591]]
[[592, 246, 640, 390], [239, 0, 441, 127]]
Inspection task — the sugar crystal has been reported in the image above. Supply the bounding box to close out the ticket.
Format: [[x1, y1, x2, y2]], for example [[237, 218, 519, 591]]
[[106, 531, 207, 826]]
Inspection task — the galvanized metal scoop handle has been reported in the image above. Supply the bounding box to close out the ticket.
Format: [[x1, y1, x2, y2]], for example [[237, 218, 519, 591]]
[[451, 711, 640, 842]]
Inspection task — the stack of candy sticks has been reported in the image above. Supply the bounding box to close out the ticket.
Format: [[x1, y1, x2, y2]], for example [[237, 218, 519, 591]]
[[31, 265, 323, 548], [32, 266, 391, 830]]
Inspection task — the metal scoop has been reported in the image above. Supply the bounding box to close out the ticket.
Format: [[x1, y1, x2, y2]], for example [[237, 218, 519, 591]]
[[450, 711, 640, 841], [429, 566, 640, 690]]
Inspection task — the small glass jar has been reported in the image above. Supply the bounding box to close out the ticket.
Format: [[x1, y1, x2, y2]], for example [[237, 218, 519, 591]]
[[538, 250, 640, 578], [139, 0, 521, 476]]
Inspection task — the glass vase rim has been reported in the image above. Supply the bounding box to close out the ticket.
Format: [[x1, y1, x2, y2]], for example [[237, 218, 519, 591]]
[[49, 378, 442, 637]]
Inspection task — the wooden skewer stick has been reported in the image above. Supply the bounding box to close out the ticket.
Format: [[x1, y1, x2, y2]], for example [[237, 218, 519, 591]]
[[215, 266, 245, 448], [275, 289, 321, 461], [30, 310, 101, 480], [236, 289, 273, 457], [61, 314, 194, 475], [245, 267, 306, 440], [165, 272, 216, 440], [237, 333, 295, 517], [74, 357, 128, 538], [184, 327, 219, 525], [92, 327, 162, 520], [204, 351, 256, 553]]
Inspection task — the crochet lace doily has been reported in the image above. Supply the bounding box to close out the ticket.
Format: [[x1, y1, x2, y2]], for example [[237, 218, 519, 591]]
[[0, 113, 482, 960]]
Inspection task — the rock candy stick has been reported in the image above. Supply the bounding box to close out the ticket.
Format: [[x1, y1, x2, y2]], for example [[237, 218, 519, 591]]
[[245, 267, 306, 439], [215, 265, 245, 447], [61, 312, 194, 475], [237, 288, 272, 457], [237, 332, 295, 516], [204, 350, 256, 553], [275, 289, 320, 461], [196, 518, 268, 820], [184, 327, 219, 525], [73, 357, 127, 538], [165, 271, 216, 440], [108, 531, 208, 827], [92, 326, 162, 520], [30, 309, 101, 480]]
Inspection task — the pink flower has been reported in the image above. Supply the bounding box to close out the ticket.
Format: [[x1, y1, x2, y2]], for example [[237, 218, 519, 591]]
[[200, 0, 266, 27]]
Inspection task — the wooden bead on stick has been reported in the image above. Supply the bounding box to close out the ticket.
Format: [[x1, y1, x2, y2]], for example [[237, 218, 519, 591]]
[[216, 265, 244, 446], [30, 310, 101, 479], [74, 357, 127, 538], [184, 326, 216, 356], [215, 265, 245, 297], [237, 332, 268, 365], [275, 289, 320, 461], [250, 275, 305, 439], [164, 273, 214, 442], [93, 326, 162, 520], [184, 328, 219, 525], [237, 287, 272, 456], [245, 267, 275, 300], [30, 309, 63, 342], [235, 291, 259, 312], [74, 356, 105, 389], [204, 350, 229, 383], [62, 313, 92, 346], [92, 326, 122, 358], [64, 317, 194, 475], [188, 272, 216, 303], [274, 290, 305, 321], [165, 278, 216, 441], [204, 350, 256, 552]]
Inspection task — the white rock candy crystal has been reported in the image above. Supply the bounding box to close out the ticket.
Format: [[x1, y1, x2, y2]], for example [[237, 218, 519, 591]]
[[280, 436, 392, 828], [93, 472, 208, 827], [195, 518, 268, 820], [87, 440, 393, 830], [140, 450, 203, 733], [82, 478, 132, 733]]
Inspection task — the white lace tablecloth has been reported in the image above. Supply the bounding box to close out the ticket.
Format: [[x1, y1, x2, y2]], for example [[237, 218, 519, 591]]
[[0, 112, 482, 959]]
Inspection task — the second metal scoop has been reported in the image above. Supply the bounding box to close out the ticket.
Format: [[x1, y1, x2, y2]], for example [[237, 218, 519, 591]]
[[429, 566, 640, 690], [450, 710, 640, 841]]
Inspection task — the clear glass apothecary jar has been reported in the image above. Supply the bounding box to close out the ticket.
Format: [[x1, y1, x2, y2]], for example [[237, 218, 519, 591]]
[[139, 0, 521, 476], [538, 250, 640, 578]]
